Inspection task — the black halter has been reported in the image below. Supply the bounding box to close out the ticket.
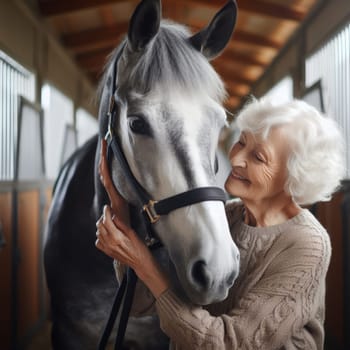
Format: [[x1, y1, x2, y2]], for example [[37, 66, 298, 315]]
[[98, 44, 227, 349]]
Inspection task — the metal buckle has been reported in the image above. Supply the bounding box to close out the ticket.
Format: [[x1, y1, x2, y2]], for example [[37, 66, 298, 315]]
[[143, 200, 160, 224]]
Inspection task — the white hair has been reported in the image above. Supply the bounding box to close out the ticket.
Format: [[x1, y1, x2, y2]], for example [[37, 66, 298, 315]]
[[235, 97, 346, 205]]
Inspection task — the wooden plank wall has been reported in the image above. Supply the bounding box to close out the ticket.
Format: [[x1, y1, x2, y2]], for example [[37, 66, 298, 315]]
[[315, 186, 349, 350], [17, 190, 41, 340], [0, 190, 13, 350], [0, 185, 53, 350]]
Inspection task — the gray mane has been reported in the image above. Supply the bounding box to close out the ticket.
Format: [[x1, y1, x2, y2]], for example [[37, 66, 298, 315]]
[[99, 20, 226, 102]]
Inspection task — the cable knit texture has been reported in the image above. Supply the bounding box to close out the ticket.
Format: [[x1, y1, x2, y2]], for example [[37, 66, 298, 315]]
[[155, 199, 331, 350]]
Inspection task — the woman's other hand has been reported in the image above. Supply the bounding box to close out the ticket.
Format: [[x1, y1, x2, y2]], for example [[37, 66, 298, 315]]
[[96, 205, 148, 272], [96, 205, 169, 298]]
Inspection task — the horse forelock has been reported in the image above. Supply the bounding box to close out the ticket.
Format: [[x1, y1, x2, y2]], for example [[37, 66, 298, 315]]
[[129, 20, 226, 102], [98, 20, 226, 106]]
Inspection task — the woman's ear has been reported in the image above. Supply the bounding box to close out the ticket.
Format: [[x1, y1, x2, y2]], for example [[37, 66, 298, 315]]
[[189, 0, 237, 60], [128, 0, 161, 52]]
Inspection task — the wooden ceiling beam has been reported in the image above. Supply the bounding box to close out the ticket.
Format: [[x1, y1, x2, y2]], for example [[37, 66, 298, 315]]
[[225, 96, 241, 111], [62, 23, 128, 53], [225, 83, 250, 98], [232, 30, 281, 49], [76, 48, 112, 73], [99, 6, 117, 26], [237, 0, 305, 21], [222, 75, 254, 87], [189, 0, 304, 21], [38, 0, 116, 17], [225, 90, 243, 100], [214, 64, 255, 86], [218, 51, 267, 68], [39, 0, 305, 22], [88, 71, 103, 85], [190, 22, 281, 50]]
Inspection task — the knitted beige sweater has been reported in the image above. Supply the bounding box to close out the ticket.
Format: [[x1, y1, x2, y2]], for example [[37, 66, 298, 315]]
[[155, 200, 331, 350]]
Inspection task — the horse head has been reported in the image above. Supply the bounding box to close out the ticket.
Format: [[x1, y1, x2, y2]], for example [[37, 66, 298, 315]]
[[96, 0, 240, 306]]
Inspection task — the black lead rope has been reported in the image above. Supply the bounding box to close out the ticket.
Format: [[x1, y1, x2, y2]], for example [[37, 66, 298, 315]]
[[97, 268, 137, 350], [113, 268, 137, 350], [97, 272, 127, 350], [97, 249, 158, 350]]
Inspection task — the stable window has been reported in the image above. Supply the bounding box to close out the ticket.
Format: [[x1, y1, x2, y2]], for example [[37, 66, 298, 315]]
[[305, 22, 350, 179], [263, 75, 294, 103], [41, 84, 75, 180], [0, 51, 35, 181], [76, 108, 98, 147]]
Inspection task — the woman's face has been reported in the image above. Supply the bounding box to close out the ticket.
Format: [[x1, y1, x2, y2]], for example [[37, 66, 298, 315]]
[[225, 127, 290, 204]]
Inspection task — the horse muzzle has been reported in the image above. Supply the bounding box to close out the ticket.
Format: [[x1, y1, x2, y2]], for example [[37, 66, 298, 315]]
[[186, 248, 240, 305], [163, 211, 240, 306]]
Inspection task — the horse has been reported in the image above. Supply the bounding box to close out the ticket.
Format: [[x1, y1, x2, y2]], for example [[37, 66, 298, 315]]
[[44, 0, 239, 349]]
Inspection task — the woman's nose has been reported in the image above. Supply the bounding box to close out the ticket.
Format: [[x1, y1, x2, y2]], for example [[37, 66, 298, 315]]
[[231, 149, 247, 167]]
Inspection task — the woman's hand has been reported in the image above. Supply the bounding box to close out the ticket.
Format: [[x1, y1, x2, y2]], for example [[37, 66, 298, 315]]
[[96, 139, 169, 298], [96, 204, 150, 272], [96, 205, 169, 298]]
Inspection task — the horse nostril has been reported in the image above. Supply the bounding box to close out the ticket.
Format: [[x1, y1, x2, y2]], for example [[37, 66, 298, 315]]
[[226, 269, 238, 287], [191, 260, 212, 290]]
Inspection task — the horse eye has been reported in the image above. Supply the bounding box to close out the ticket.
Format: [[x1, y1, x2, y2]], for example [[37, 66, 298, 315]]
[[214, 154, 219, 174], [128, 116, 151, 136]]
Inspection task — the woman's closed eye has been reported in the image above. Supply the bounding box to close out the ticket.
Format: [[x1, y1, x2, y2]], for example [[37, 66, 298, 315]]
[[254, 152, 265, 162]]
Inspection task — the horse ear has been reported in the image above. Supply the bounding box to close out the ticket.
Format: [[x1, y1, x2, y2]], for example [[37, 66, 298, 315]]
[[189, 0, 237, 60], [128, 0, 161, 52]]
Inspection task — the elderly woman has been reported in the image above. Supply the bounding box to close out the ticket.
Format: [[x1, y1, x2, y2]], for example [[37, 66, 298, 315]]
[[96, 98, 345, 349]]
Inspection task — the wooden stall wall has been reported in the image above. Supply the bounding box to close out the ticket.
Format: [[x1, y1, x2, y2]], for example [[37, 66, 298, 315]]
[[314, 182, 350, 350], [0, 188, 13, 350], [17, 189, 44, 345], [0, 2, 95, 348], [0, 97, 54, 350], [0, 185, 53, 350]]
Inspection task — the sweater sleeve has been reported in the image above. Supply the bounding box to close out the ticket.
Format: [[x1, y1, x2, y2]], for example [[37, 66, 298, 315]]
[[155, 228, 331, 350]]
